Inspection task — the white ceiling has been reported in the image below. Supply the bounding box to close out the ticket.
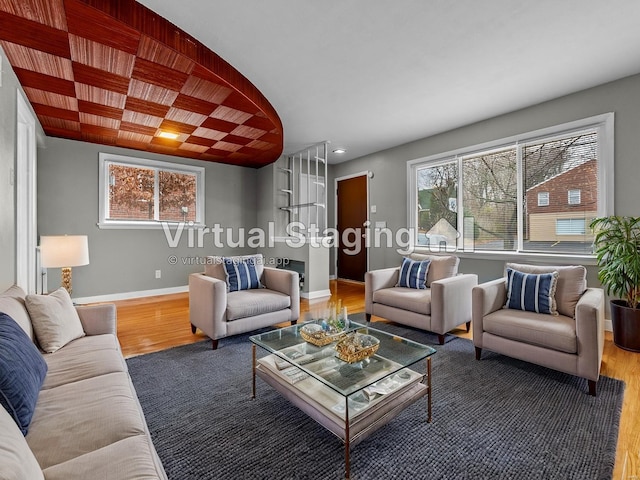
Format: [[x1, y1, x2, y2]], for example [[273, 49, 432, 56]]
[[139, 0, 640, 163]]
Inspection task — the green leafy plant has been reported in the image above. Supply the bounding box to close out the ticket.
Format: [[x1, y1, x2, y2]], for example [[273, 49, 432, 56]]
[[590, 216, 640, 309]]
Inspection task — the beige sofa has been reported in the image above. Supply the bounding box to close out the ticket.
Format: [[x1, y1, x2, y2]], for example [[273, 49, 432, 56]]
[[365, 254, 478, 344], [472, 263, 605, 396], [189, 254, 300, 349], [0, 285, 167, 479]]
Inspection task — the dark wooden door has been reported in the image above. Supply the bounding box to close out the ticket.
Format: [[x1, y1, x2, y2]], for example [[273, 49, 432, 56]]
[[337, 175, 368, 281]]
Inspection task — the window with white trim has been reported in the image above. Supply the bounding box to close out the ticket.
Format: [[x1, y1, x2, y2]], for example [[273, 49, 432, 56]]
[[408, 113, 613, 256], [556, 218, 586, 235], [98, 153, 205, 228], [537, 192, 549, 206], [568, 189, 581, 205]]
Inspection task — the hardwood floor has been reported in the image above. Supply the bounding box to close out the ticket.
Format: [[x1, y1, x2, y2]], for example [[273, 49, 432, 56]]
[[114, 280, 638, 480]]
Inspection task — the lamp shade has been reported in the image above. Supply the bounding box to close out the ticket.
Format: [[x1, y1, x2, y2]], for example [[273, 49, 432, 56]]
[[40, 235, 90, 268]]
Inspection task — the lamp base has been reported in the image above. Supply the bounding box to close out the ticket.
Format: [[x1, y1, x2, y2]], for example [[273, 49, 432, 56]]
[[61, 267, 72, 295]]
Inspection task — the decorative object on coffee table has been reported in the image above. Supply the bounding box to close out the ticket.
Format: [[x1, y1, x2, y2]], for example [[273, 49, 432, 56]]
[[300, 323, 346, 347], [301, 300, 350, 346], [335, 333, 380, 363]]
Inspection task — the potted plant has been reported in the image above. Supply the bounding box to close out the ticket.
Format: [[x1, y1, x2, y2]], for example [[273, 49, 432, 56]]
[[590, 216, 640, 351]]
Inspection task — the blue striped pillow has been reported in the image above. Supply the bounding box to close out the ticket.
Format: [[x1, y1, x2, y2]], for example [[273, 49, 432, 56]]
[[223, 257, 262, 292], [505, 268, 558, 315], [396, 257, 430, 289]]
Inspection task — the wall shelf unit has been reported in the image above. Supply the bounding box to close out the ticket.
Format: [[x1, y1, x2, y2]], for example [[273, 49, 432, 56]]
[[279, 141, 328, 231]]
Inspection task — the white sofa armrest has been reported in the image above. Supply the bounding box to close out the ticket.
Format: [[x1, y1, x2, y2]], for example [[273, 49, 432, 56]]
[[262, 267, 300, 322], [76, 303, 116, 336], [472, 278, 507, 347], [365, 267, 400, 314], [430, 274, 478, 334], [575, 287, 605, 380], [188, 273, 228, 340]]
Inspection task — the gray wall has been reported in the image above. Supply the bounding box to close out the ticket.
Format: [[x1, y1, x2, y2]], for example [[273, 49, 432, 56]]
[[331, 73, 640, 286], [38, 138, 258, 298]]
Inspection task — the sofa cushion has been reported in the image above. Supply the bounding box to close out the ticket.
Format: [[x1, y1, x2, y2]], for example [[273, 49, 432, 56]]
[[0, 313, 48, 436], [0, 405, 44, 480], [44, 333, 120, 357], [26, 372, 147, 470], [204, 253, 265, 282], [484, 308, 577, 354], [506, 263, 587, 317], [42, 337, 127, 390], [42, 435, 164, 480], [409, 254, 459, 286], [223, 256, 262, 292], [505, 268, 558, 315], [226, 289, 290, 321], [0, 285, 34, 340], [373, 287, 431, 315], [396, 257, 430, 289], [26, 288, 85, 353]]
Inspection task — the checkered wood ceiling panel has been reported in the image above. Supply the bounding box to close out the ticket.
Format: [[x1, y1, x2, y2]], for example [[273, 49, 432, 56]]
[[0, 0, 283, 167]]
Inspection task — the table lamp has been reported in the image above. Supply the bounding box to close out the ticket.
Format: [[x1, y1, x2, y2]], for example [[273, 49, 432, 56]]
[[40, 235, 90, 295]]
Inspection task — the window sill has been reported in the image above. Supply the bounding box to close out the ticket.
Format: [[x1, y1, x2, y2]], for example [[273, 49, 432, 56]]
[[409, 247, 597, 266], [97, 222, 206, 230]]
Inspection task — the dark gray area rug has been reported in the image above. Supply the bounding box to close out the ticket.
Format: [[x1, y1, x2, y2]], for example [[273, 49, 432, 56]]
[[127, 323, 624, 480]]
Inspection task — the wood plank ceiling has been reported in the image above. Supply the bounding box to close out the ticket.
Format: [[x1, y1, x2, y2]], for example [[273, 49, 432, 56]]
[[0, 0, 283, 167]]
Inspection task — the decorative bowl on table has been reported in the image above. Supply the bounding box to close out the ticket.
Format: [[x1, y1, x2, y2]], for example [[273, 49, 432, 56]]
[[335, 333, 380, 363], [300, 323, 346, 347]]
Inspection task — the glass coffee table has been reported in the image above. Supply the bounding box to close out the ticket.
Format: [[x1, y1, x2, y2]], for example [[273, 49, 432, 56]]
[[250, 314, 436, 479]]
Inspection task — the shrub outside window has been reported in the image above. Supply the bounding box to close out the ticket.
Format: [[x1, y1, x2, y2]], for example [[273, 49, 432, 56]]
[[408, 113, 613, 256], [99, 153, 205, 228]]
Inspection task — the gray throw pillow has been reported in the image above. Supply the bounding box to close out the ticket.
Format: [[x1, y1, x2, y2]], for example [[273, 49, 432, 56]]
[[25, 288, 85, 353]]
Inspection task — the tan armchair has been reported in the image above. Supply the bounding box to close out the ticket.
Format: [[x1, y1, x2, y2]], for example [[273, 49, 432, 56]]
[[472, 263, 605, 396], [365, 254, 478, 344], [189, 254, 299, 349]]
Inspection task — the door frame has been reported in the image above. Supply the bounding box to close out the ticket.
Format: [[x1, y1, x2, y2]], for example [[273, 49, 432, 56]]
[[16, 91, 37, 294], [334, 171, 370, 280]]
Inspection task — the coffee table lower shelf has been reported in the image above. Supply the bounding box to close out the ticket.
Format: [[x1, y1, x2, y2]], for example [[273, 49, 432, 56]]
[[252, 350, 432, 479]]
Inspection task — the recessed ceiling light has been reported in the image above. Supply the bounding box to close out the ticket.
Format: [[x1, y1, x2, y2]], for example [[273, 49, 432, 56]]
[[158, 131, 179, 140], [333, 148, 346, 154]]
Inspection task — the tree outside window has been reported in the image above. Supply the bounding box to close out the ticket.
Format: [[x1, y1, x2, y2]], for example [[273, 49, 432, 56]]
[[416, 162, 457, 248], [99, 153, 204, 228]]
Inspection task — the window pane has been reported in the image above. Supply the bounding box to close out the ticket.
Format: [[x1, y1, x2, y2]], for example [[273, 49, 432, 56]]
[[416, 161, 458, 250], [556, 218, 586, 235], [568, 189, 581, 205], [537, 192, 549, 206], [523, 132, 597, 254], [159, 170, 197, 222], [108, 164, 155, 220], [462, 148, 517, 251]]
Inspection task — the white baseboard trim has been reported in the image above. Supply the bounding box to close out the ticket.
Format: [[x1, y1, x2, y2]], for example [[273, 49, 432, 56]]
[[605, 318, 612, 332], [301, 289, 332, 300], [74, 285, 188, 304]]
